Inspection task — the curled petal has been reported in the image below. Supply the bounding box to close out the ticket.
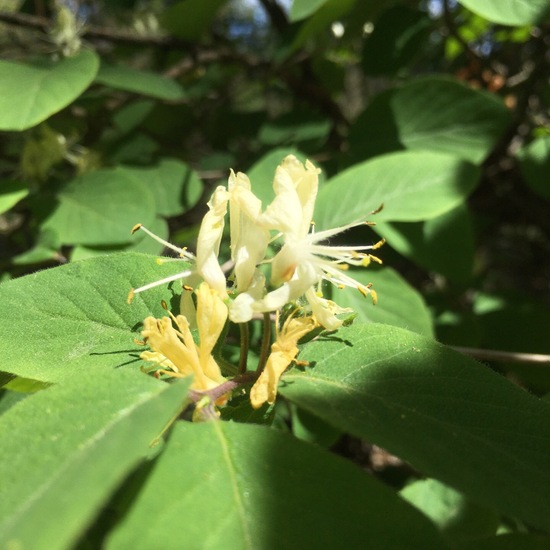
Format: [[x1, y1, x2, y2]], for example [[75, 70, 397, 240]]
[[250, 314, 317, 409], [305, 287, 352, 331], [229, 170, 270, 292], [196, 186, 230, 296]]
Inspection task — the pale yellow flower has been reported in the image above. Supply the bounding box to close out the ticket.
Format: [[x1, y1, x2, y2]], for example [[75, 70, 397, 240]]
[[230, 155, 383, 329], [140, 283, 228, 400], [129, 174, 269, 302], [250, 313, 318, 409], [228, 169, 270, 293], [128, 185, 229, 303]]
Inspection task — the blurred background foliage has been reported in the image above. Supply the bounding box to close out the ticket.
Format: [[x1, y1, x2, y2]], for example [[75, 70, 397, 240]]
[[1, 0, 549, 390]]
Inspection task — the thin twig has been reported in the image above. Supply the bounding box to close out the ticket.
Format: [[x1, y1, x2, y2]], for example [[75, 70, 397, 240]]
[[188, 372, 258, 404], [238, 322, 249, 374], [0, 10, 193, 48]]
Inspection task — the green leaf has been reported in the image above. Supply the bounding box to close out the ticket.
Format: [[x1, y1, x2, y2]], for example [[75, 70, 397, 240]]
[[457, 0, 550, 26], [258, 109, 331, 147], [121, 158, 203, 217], [0, 369, 191, 550], [42, 167, 157, 246], [280, 323, 550, 531], [107, 421, 446, 549], [362, 5, 431, 76], [331, 265, 433, 336], [374, 204, 475, 283], [96, 64, 186, 100], [0, 180, 29, 214], [401, 479, 499, 541], [290, 404, 341, 447], [0, 50, 99, 131], [289, 0, 331, 21], [0, 253, 192, 382], [161, 0, 226, 40], [70, 217, 169, 261], [112, 99, 156, 135], [12, 228, 61, 265], [517, 135, 550, 200], [315, 151, 480, 229], [349, 77, 511, 164]]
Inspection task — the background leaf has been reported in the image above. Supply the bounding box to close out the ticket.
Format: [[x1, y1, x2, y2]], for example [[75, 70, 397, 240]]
[[0, 180, 29, 214], [349, 77, 511, 164], [374, 204, 476, 283], [121, 158, 203, 217], [401, 479, 499, 541], [0, 50, 99, 131], [289, 0, 330, 22], [107, 421, 446, 549], [280, 323, 550, 531], [161, 0, 226, 40], [95, 64, 186, 101], [362, 6, 431, 76], [0, 370, 191, 550], [42, 167, 157, 246], [517, 135, 550, 200], [315, 151, 480, 229], [457, 0, 550, 25], [331, 265, 434, 336]]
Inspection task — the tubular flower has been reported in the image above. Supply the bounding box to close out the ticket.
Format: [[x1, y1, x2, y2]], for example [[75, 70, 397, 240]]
[[250, 313, 318, 409], [139, 282, 228, 400], [127, 184, 229, 302], [229, 155, 384, 329], [228, 169, 270, 293]]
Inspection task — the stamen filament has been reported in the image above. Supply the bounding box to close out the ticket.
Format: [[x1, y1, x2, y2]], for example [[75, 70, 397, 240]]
[[133, 224, 196, 260], [130, 269, 193, 299]]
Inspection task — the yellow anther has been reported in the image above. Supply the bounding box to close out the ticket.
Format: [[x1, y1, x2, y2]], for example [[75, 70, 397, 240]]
[[370, 289, 378, 305], [372, 238, 386, 250], [358, 286, 368, 298], [161, 300, 168, 310], [368, 254, 383, 264], [127, 289, 135, 304], [182, 284, 193, 292], [131, 223, 142, 234]]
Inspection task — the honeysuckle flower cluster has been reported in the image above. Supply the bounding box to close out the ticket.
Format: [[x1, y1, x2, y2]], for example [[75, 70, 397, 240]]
[[131, 155, 384, 413]]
